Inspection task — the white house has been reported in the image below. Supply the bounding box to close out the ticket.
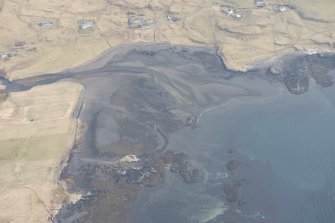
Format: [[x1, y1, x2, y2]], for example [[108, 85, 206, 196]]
[[0, 52, 9, 60]]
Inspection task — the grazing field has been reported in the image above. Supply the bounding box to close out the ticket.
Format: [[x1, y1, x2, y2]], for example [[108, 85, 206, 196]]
[[0, 82, 83, 223]]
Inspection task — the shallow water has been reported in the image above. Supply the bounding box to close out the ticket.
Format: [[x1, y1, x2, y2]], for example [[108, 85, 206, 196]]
[[131, 78, 335, 223]]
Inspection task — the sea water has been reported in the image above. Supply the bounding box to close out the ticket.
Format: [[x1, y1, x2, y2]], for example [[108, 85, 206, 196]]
[[131, 78, 335, 223]]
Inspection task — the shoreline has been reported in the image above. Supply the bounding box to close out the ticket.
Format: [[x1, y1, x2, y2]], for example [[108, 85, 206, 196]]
[[0, 42, 334, 223], [0, 42, 334, 95], [53, 86, 86, 216]]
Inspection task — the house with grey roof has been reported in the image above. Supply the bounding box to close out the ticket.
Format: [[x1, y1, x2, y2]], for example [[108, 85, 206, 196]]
[[255, 0, 265, 7]]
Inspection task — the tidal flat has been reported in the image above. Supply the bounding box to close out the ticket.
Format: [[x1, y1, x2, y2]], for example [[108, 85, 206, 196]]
[[2, 43, 335, 223]]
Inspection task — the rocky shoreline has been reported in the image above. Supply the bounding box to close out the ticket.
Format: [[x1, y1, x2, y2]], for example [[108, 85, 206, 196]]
[[267, 53, 335, 94]]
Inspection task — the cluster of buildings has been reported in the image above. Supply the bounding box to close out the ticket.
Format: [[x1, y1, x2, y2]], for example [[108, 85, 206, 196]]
[[0, 40, 35, 62], [221, 6, 245, 20], [221, 0, 289, 21], [255, 0, 289, 13], [274, 5, 289, 13], [0, 20, 57, 62]]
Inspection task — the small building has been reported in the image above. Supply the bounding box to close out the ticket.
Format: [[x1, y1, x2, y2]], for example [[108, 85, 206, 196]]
[[0, 52, 9, 60], [274, 5, 288, 13], [79, 20, 94, 30], [221, 6, 235, 15], [128, 16, 144, 28], [167, 15, 180, 22], [255, 0, 265, 7], [78, 20, 95, 34], [234, 13, 242, 19], [128, 16, 154, 28], [37, 20, 54, 29]]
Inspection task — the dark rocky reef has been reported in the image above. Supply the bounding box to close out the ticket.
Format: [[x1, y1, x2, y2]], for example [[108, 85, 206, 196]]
[[162, 150, 202, 184], [226, 160, 239, 172], [268, 53, 335, 94], [69, 150, 200, 189], [54, 150, 201, 222], [222, 178, 246, 204]]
